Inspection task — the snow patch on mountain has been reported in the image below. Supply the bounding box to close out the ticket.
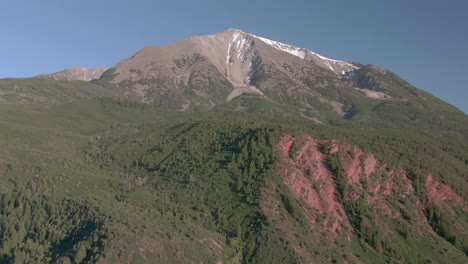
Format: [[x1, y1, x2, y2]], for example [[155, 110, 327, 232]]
[[229, 31, 255, 63], [226, 42, 232, 64], [223, 29, 358, 75], [233, 30, 359, 75], [254, 35, 307, 59], [223, 30, 258, 87]]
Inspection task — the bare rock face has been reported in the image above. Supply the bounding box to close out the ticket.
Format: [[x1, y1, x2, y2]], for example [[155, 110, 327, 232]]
[[102, 29, 362, 111], [107, 28, 359, 89], [36, 67, 109, 81]]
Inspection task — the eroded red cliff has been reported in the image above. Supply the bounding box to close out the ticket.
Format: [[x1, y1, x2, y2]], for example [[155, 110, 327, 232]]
[[274, 134, 465, 238]]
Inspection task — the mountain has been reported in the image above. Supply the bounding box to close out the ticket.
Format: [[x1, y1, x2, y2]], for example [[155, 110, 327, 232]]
[[98, 28, 467, 141], [36, 66, 108, 81], [100, 28, 359, 108], [0, 28, 467, 263]]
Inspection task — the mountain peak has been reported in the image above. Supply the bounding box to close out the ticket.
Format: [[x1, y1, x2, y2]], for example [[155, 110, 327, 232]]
[[35, 67, 109, 82], [226, 28, 246, 33], [107, 28, 361, 107]]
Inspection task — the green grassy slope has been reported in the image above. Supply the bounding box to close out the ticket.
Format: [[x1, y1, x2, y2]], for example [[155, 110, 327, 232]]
[[0, 78, 122, 104]]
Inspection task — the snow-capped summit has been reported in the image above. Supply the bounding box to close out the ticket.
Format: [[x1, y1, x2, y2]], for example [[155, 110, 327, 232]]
[[106, 28, 362, 108], [252, 34, 308, 59], [223, 28, 358, 74]]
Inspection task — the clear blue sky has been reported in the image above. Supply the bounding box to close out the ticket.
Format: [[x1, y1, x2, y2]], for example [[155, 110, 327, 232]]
[[1, 0, 467, 113]]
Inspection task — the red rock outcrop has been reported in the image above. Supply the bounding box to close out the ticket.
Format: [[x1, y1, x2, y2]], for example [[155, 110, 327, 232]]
[[277, 135, 351, 236], [276, 135, 421, 235], [425, 175, 464, 206]]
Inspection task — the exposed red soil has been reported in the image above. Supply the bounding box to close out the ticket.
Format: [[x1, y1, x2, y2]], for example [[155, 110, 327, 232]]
[[277, 135, 420, 232], [277, 135, 351, 236], [271, 134, 468, 260], [424, 175, 463, 206], [363, 153, 379, 177], [276, 134, 468, 245], [333, 143, 415, 215], [343, 146, 363, 185]]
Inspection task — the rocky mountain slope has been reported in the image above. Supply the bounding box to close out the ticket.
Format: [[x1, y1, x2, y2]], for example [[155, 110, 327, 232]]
[[97, 29, 467, 142], [36, 67, 108, 81], [100, 28, 360, 108]]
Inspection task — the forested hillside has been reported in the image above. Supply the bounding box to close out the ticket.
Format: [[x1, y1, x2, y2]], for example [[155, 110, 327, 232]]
[[0, 99, 466, 263]]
